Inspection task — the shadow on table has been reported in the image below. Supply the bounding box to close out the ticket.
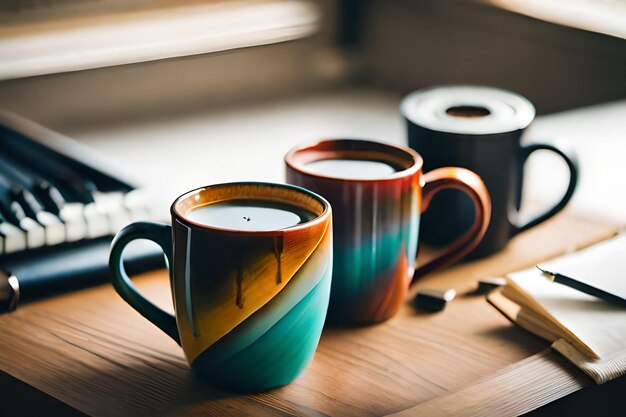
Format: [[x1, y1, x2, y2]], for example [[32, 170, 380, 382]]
[[36, 360, 270, 417]]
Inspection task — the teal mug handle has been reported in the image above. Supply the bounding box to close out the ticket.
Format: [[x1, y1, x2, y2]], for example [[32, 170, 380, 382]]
[[109, 221, 180, 345]]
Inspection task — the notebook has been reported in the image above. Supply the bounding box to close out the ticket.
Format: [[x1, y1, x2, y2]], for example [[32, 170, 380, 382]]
[[488, 233, 626, 384]]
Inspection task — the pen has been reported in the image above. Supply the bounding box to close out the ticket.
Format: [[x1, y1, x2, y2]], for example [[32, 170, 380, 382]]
[[536, 265, 626, 307]]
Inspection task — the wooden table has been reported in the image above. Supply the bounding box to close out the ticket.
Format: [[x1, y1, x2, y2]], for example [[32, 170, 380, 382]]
[[2, 94, 625, 416], [1, 208, 623, 417]]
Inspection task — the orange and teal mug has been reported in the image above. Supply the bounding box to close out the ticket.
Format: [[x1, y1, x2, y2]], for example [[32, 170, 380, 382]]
[[109, 182, 332, 392], [285, 139, 491, 325]]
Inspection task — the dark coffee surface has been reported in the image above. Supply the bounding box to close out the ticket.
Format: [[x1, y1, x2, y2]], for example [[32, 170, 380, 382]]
[[187, 199, 316, 231]]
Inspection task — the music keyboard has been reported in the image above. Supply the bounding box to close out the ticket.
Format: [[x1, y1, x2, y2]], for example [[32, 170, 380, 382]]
[[0, 111, 165, 311]]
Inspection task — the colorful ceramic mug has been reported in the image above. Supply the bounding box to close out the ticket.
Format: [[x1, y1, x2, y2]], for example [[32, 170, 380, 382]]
[[109, 182, 332, 392], [285, 139, 490, 325]]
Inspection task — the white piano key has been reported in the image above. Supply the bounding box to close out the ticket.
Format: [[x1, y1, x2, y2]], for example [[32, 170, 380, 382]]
[[94, 192, 131, 234], [19, 217, 45, 249], [124, 189, 152, 221], [0, 222, 27, 253], [83, 203, 110, 238], [60, 203, 87, 242], [36, 211, 66, 246]]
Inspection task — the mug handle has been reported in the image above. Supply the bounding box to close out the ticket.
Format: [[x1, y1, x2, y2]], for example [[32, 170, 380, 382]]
[[109, 221, 180, 345], [512, 143, 578, 235], [411, 167, 491, 284]]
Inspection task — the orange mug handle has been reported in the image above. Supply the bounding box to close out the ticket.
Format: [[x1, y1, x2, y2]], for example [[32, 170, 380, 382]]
[[411, 167, 491, 284]]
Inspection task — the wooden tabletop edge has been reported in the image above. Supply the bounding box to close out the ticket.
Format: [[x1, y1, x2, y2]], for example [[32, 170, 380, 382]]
[[385, 349, 591, 417]]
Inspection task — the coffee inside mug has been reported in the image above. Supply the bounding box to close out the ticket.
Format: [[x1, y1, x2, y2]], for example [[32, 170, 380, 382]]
[[445, 105, 491, 118], [173, 183, 327, 232], [286, 140, 420, 181]]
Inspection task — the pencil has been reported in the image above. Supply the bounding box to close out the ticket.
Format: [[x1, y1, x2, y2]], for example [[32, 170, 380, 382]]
[[536, 265, 626, 307]]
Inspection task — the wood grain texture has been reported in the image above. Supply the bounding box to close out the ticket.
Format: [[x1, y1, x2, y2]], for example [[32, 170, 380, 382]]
[[386, 350, 590, 417], [0, 210, 620, 417]]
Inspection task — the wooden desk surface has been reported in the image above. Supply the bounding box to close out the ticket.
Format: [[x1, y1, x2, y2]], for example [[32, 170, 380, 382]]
[[0, 209, 621, 417], [2, 93, 625, 415]]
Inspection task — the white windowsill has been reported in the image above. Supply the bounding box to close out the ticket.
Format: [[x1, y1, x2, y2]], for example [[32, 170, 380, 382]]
[[0, 0, 319, 80], [485, 0, 626, 39]]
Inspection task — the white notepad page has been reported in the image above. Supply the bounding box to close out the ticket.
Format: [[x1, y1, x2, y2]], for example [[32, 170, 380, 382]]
[[508, 233, 626, 360]]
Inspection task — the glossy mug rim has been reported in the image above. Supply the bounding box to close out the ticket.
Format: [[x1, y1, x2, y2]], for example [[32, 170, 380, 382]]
[[284, 139, 423, 183], [170, 181, 331, 236]]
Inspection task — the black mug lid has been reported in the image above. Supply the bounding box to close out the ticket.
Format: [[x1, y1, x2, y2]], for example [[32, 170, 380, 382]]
[[401, 85, 535, 135]]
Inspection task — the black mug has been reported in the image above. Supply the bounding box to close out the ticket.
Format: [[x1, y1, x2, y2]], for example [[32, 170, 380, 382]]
[[401, 85, 578, 257]]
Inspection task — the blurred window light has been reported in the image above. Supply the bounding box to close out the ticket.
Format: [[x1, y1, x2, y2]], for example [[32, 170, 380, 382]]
[[487, 0, 626, 39], [0, 0, 319, 80]]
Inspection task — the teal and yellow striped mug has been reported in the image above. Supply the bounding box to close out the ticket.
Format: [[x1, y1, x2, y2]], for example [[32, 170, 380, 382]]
[[109, 182, 332, 392]]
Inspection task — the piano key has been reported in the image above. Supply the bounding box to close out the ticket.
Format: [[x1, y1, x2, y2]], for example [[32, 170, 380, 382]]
[[1, 185, 45, 250], [0, 225, 4, 254], [36, 211, 66, 246], [0, 206, 21, 227], [7, 183, 64, 248], [0, 178, 23, 227], [0, 153, 61, 219], [3, 198, 45, 249], [0, 114, 136, 194], [0, 152, 65, 217], [19, 216, 45, 249], [10, 186, 43, 221], [0, 114, 166, 309], [83, 203, 110, 239], [0, 221, 27, 253], [33, 181, 65, 215], [94, 192, 131, 234], [123, 189, 152, 222], [59, 203, 87, 242], [0, 151, 100, 247], [9, 185, 66, 246], [0, 154, 72, 247], [0, 139, 97, 205], [2, 182, 51, 248], [0, 158, 86, 245]]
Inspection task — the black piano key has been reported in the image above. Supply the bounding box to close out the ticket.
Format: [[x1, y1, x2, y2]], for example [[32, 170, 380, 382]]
[[33, 181, 65, 215], [10, 186, 43, 221], [0, 156, 46, 222], [0, 176, 50, 249], [0, 112, 153, 305], [0, 153, 64, 214], [0, 176, 24, 227], [0, 141, 97, 205], [0, 120, 135, 195], [0, 219, 5, 252], [0, 153, 74, 246], [0, 165, 47, 227]]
